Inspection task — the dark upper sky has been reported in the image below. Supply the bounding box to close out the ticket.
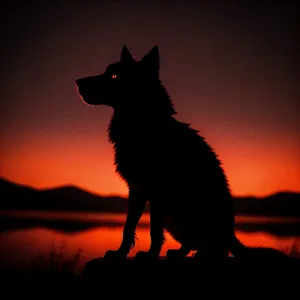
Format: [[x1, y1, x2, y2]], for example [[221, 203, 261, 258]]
[[1, 0, 299, 196]]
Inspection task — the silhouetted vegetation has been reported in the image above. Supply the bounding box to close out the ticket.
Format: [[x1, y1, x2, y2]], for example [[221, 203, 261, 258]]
[[283, 243, 300, 259], [30, 243, 83, 278]]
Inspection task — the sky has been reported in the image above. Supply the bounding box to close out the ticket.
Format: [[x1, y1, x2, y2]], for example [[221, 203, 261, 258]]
[[1, 0, 299, 197]]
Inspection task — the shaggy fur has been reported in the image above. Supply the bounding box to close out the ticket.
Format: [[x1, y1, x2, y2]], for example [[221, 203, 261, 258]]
[[76, 45, 289, 262]]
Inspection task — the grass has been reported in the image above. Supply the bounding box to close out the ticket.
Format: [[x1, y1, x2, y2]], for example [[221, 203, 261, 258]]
[[29, 243, 83, 286], [282, 242, 300, 259], [1, 243, 83, 293]]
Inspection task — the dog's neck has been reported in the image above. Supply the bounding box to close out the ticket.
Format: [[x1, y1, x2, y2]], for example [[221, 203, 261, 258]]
[[107, 87, 176, 145]]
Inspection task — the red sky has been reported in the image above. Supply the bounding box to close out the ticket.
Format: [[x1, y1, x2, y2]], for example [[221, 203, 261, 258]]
[[1, 1, 299, 197]]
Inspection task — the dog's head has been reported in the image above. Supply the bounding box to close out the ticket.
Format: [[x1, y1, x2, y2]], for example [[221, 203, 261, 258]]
[[75, 45, 160, 108]]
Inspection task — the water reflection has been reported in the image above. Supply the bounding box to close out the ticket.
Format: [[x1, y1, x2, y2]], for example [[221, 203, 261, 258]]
[[0, 211, 299, 271], [1, 210, 300, 235]]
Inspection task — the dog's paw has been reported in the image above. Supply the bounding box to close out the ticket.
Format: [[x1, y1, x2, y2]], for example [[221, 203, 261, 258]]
[[166, 249, 184, 260], [103, 250, 127, 261], [134, 251, 159, 262]]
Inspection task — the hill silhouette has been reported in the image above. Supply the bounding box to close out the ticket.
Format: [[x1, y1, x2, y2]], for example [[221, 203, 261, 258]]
[[0, 177, 127, 213], [0, 177, 300, 217]]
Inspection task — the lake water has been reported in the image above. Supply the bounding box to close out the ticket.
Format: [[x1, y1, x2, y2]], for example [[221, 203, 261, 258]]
[[0, 210, 300, 272]]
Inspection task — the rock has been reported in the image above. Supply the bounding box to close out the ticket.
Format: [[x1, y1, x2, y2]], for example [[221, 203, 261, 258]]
[[81, 256, 300, 294]]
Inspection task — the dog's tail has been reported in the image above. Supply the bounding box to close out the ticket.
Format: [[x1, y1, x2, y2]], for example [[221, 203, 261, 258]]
[[228, 234, 291, 261]]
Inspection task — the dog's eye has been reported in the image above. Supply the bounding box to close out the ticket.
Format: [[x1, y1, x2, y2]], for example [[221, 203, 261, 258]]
[[112, 74, 117, 79]]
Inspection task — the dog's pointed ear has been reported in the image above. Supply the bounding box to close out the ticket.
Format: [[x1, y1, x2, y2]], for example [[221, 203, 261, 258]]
[[121, 45, 134, 62], [140, 45, 159, 70]]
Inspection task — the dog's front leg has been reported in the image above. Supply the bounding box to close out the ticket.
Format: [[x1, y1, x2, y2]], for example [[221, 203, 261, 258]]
[[135, 201, 165, 261], [104, 188, 147, 260]]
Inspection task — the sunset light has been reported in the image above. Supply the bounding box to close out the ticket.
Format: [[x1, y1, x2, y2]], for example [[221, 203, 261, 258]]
[[1, 0, 300, 289], [1, 125, 299, 197]]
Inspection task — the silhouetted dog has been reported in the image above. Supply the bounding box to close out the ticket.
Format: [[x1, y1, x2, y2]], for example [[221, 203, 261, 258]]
[[76, 45, 291, 263]]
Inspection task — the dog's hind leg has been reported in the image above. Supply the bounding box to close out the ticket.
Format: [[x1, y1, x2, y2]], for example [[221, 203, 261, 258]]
[[166, 244, 191, 260]]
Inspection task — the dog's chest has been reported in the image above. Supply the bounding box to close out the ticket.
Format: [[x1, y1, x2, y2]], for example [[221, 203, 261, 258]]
[[113, 136, 154, 177], [111, 134, 163, 190], [108, 115, 172, 189]]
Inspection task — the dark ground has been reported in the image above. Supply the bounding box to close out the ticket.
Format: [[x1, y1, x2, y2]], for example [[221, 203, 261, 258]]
[[1, 256, 299, 297]]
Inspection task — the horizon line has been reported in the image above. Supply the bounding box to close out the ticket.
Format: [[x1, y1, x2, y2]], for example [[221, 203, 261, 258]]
[[1, 175, 300, 199]]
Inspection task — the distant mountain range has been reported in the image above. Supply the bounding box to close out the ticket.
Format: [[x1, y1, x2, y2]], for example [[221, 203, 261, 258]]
[[1, 177, 300, 217]]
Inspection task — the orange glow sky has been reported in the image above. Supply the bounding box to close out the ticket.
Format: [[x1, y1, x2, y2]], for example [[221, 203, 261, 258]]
[[1, 1, 299, 197]]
